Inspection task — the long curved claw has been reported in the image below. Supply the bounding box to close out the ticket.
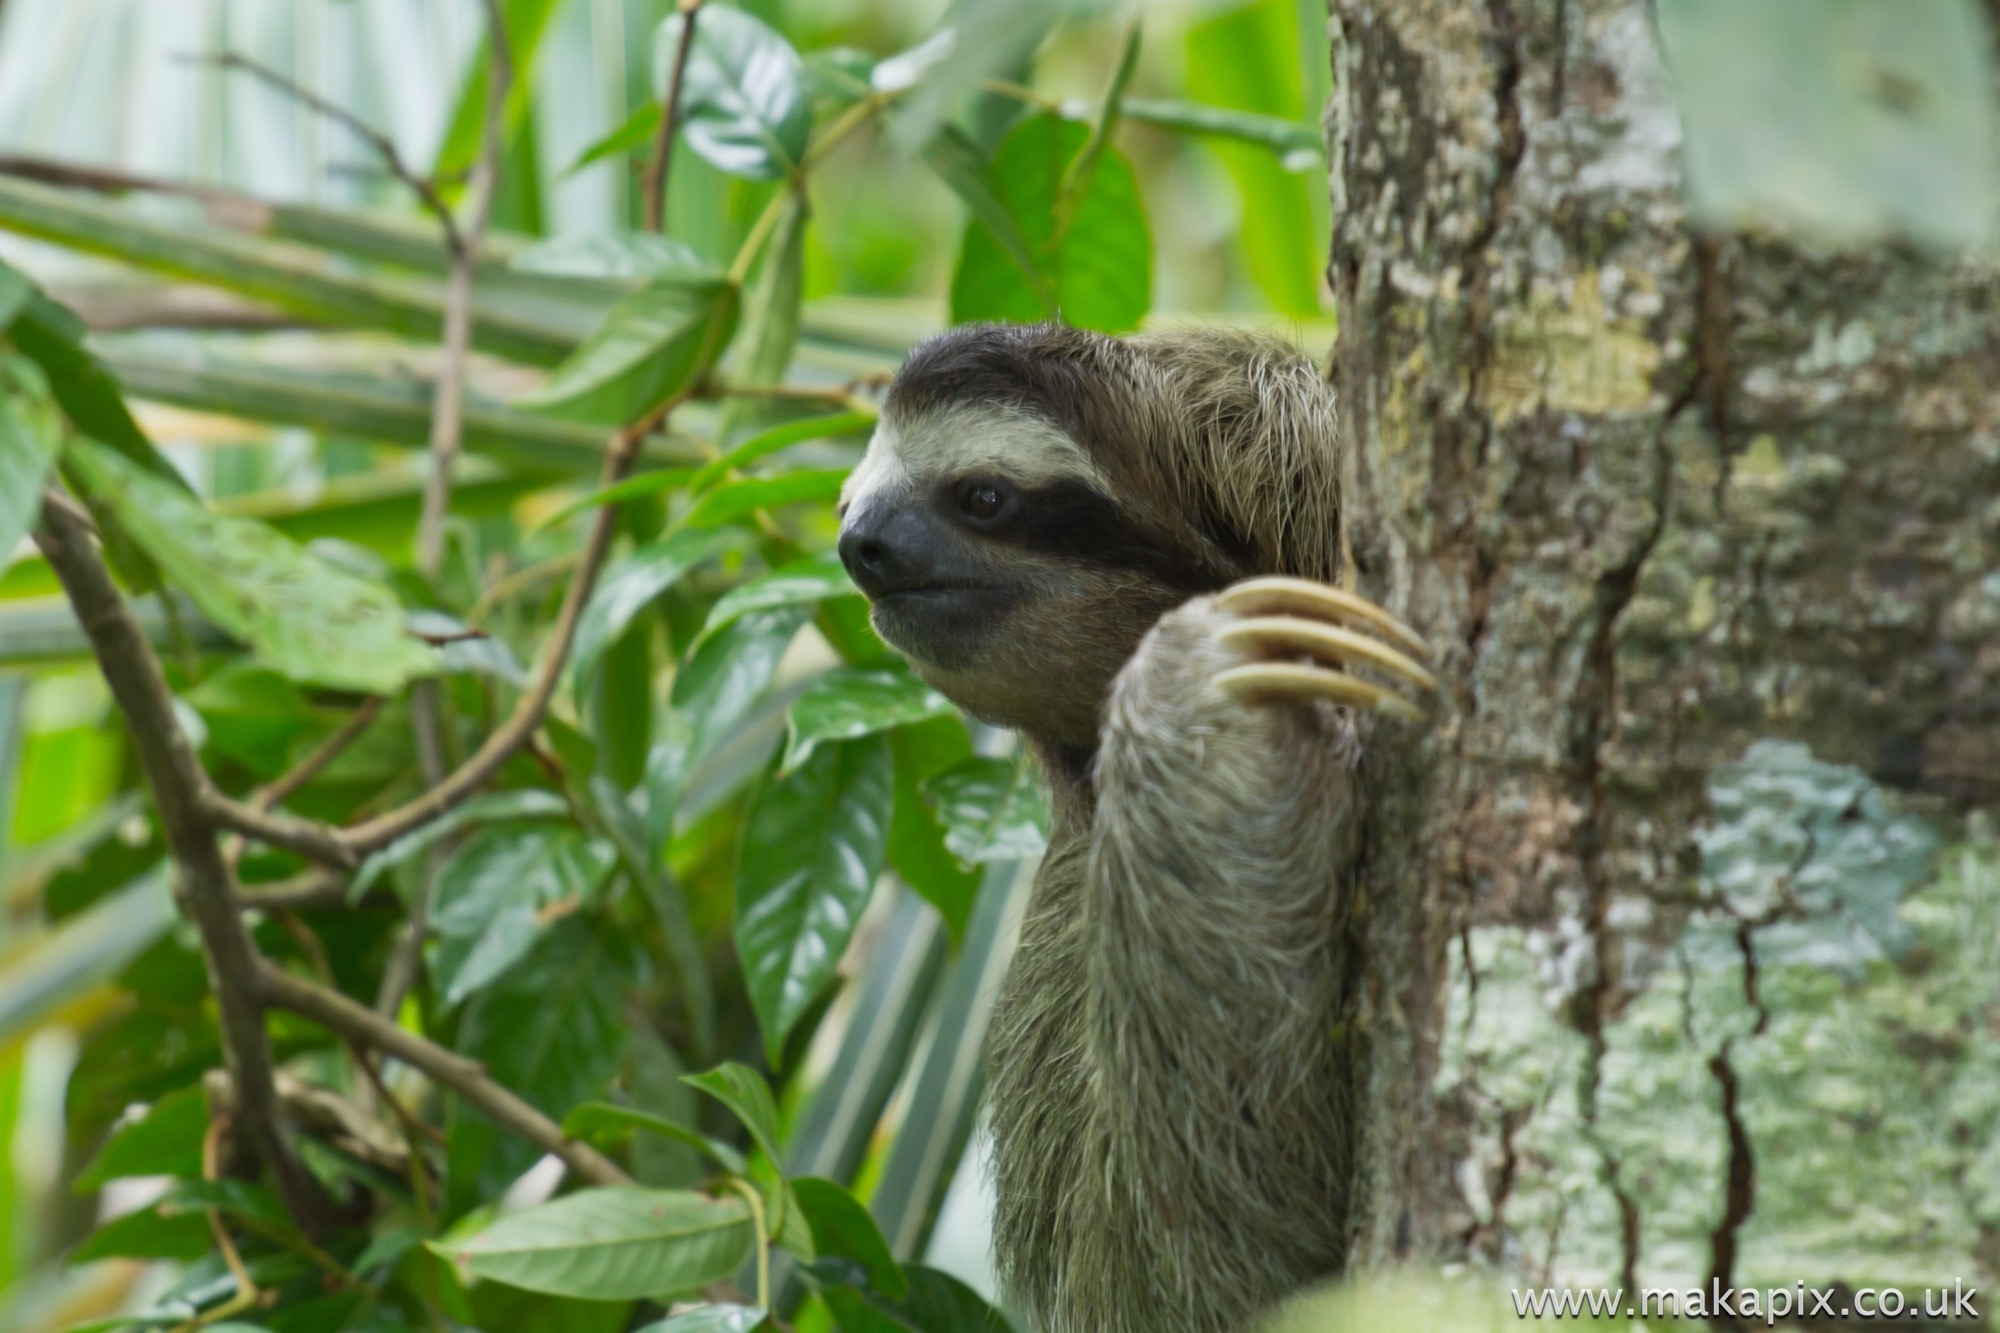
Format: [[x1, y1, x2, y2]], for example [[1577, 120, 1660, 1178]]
[[1216, 615, 1439, 694], [1216, 576, 1431, 660], [1213, 662, 1428, 722]]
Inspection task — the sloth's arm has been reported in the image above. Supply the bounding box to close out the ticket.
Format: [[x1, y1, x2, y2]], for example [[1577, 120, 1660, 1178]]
[[1083, 578, 1431, 1284]]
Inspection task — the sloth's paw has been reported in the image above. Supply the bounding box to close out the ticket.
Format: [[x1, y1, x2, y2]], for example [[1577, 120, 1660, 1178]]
[[1208, 576, 1436, 723]]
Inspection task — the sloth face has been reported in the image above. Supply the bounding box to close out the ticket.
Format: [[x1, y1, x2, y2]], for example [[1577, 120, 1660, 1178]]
[[838, 401, 1206, 753]]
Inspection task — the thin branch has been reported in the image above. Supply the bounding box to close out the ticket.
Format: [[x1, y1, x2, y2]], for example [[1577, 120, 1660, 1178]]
[[35, 494, 330, 1233], [191, 51, 461, 250], [238, 868, 363, 913], [643, 0, 705, 234], [256, 697, 385, 815], [256, 961, 632, 1188]]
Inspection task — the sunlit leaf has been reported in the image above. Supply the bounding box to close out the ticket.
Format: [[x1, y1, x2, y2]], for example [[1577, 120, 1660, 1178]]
[[573, 527, 743, 698], [516, 278, 737, 426], [682, 1062, 783, 1165], [921, 755, 1050, 867], [655, 7, 813, 181], [682, 468, 849, 531], [430, 824, 620, 1007], [0, 358, 61, 567], [782, 666, 956, 773], [349, 789, 571, 898], [433, 1187, 755, 1300], [512, 234, 722, 284], [792, 1177, 906, 1299], [737, 736, 893, 1064], [671, 606, 810, 769], [563, 1101, 747, 1174], [635, 1304, 770, 1332], [922, 126, 1053, 315], [695, 557, 856, 647]]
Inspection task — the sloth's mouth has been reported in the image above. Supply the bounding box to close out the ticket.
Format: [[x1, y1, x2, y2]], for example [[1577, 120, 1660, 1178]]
[[873, 581, 999, 603]]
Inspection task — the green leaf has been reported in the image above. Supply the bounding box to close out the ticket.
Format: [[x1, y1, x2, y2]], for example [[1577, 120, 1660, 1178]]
[[783, 666, 956, 773], [154, 1178, 296, 1237], [64, 438, 439, 694], [562, 1101, 747, 1175], [922, 127, 1053, 316], [569, 103, 663, 176], [886, 721, 980, 939], [434, 0, 567, 195], [671, 606, 811, 767], [573, 527, 744, 697], [74, 1084, 208, 1190], [0, 358, 61, 559], [690, 413, 876, 494], [635, 1305, 770, 1333], [1114, 98, 1319, 155], [0, 866, 173, 1047], [68, 1204, 211, 1262], [921, 756, 1050, 868], [512, 234, 723, 284], [431, 824, 620, 1007], [695, 557, 857, 646], [433, 1187, 755, 1300], [681, 1062, 783, 1165], [737, 736, 893, 1064], [730, 189, 810, 391], [819, 1264, 1015, 1333], [791, 1177, 906, 1300], [349, 789, 571, 898], [535, 469, 700, 534], [950, 111, 1152, 333], [682, 469, 849, 531], [1186, 0, 1324, 316], [1657, 0, 2000, 251], [655, 7, 813, 181], [516, 279, 738, 426]]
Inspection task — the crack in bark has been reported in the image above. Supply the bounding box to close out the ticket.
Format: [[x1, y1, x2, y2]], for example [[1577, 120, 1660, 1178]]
[[1705, 1037, 1756, 1324]]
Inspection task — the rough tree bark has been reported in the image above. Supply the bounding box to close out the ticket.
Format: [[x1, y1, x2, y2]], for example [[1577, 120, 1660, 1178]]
[[1327, 0, 2000, 1289]]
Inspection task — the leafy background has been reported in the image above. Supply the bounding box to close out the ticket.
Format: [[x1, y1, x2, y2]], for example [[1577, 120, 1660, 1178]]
[[0, 1, 1335, 1329]]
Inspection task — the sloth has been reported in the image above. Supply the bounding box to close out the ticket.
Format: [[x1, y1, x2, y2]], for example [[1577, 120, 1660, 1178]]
[[836, 322, 1434, 1333]]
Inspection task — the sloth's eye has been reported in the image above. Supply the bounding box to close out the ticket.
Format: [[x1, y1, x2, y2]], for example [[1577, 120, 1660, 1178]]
[[959, 481, 1010, 522]]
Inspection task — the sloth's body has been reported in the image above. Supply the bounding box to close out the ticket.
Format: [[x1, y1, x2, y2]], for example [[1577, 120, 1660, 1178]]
[[837, 324, 1431, 1333]]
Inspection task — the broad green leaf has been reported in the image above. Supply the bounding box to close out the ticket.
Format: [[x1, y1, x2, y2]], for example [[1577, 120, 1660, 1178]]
[[570, 103, 663, 176], [728, 188, 809, 393], [183, 661, 320, 776], [635, 1305, 769, 1332], [68, 1205, 210, 1262], [434, 1187, 755, 1300], [573, 527, 743, 697], [819, 1264, 1016, 1333], [689, 412, 876, 494], [921, 756, 1051, 867], [450, 920, 646, 1206], [562, 1101, 747, 1174], [350, 789, 571, 898], [885, 0, 1074, 150], [535, 468, 699, 533], [792, 1177, 906, 1299], [887, 720, 981, 938], [655, 8, 812, 181], [515, 278, 738, 425], [430, 825, 620, 1007], [1186, 0, 1324, 316], [154, 1179, 296, 1237], [682, 468, 849, 531], [74, 1084, 207, 1190], [922, 126, 1053, 315], [950, 112, 1151, 333], [0, 358, 61, 559], [434, 0, 567, 195], [671, 606, 811, 771], [1658, 0, 2000, 251], [783, 666, 955, 773], [64, 439, 439, 694], [681, 1062, 783, 1165], [695, 557, 856, 647], [737, 736, 893, 1064], [512, 234, 722, 284]]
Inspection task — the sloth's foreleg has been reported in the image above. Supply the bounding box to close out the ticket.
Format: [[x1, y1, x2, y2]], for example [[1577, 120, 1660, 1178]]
[[1075, 577, 1431, 1333]]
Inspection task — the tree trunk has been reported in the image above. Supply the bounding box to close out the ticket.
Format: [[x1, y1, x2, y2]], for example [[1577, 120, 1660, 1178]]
[[1329, 0, 2000, 1290]]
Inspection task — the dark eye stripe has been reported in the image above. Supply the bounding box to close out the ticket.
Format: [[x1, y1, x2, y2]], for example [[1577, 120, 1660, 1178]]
[[959, 478, 1237, 595]]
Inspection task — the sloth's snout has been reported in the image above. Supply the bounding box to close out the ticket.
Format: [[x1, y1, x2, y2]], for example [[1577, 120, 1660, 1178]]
[[838, 502, 943, 600]]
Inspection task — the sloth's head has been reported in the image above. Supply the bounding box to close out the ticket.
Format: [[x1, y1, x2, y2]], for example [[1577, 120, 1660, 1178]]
[[838, 322, 1340, 757]]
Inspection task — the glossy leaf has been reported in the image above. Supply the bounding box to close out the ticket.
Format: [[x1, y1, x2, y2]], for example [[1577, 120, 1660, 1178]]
[[689, 413, 876, 494], [682, 1062, 783, 1165], [950, 112, 1151, 333], [922, 126, 1054, 315], [563, 1101, 747, 1175], [819, 1264, 1016, 1333], [671, 606, 811, 767], [635, 1305, 770, 1333], [512, 233, 722, 284], [696, 557, 857, 647], [64, 439, 439, 694], [573, 527, 743, 697], [921, 756, 1051, 867], [782, 666, 956, 773], [655, 7, 813, 181], [737, 735, 893, 1064], [887, 720, 981, 938], [516, 278, 737, 426], [0, 358, 60, 560], [730, 188, 810, 392], [792, 1177, 906, 1300], [434, 1187, 755, 1300], [349, 789, 571, 898], [682, 468, 850, 531], [73, 1084, 207, 1190], [570, 103, 663, 176], [430, 824, 620, 1007]]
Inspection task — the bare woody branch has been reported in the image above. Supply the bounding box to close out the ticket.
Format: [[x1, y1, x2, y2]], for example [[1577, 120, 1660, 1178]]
[[34, 494, 331, 1233], [643, 0, 706, 235], [256, 962, 632, 1188]]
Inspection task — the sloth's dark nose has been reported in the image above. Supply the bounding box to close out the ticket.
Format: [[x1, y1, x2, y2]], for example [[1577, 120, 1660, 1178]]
[[838, 504, 937, 599]]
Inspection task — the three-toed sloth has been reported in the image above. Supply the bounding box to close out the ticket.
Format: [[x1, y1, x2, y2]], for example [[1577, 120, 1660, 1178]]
[[837, 323, 1433, 1333]]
